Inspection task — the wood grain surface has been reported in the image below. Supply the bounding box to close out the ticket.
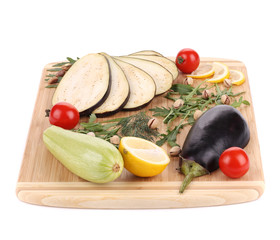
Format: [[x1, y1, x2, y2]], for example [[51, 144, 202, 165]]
[[16, 57, 265, 209]]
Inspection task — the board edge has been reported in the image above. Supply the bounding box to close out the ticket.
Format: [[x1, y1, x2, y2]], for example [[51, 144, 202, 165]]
[[16, 181, 265, 209]]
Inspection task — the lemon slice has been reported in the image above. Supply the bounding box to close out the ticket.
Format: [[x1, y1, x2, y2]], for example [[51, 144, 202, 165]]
[[187, 63, 215, 78], [206, 62, 230, 83], [229, 69, 245, 85], [118, 137, 170, 177]]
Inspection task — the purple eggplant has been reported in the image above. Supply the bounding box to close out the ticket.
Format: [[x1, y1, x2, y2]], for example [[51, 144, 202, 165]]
[[179, 105, 250, 193]]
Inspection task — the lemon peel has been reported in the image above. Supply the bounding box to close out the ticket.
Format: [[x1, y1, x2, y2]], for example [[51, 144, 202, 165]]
[[206, 62, 230, 83], [229, 69, 246, 86], [187, 63, 215, 79]]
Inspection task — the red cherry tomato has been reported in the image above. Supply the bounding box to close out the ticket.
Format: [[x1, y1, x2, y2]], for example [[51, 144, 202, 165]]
[[49, 102, 80, 130], [175, 48, 200, 74], [219, 147, 250, 178]]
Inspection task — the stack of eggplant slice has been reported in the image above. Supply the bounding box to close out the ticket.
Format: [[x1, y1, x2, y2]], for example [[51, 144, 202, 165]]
[[52, 50, 178, 116]]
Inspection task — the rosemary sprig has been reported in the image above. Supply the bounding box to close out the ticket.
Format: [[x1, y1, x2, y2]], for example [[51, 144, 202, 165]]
[[47, 68, 63, 72], [45, 84, 59, 88], [44, 57, 79, 87]]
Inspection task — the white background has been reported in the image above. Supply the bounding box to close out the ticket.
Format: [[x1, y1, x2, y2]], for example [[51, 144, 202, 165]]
[[1, 0, 279, 239]]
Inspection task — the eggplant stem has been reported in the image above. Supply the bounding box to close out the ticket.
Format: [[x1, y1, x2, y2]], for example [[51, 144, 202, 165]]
[[179, 173, 194, 193], [179, 159, 209, 194]]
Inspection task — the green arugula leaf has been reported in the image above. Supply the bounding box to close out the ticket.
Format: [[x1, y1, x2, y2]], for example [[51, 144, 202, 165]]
[[47, 68, 62, 72], [242, 100, 250, 106], [52, 62, 70, 67], [150, 78, 250, 147], [88, 113, 97, 123], [149, 106, 171, 118], [45, 84, 58, 88], [171, 84, 194, 95]]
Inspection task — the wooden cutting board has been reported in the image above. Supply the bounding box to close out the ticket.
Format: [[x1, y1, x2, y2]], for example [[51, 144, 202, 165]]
[[16, 57, 265, 209]]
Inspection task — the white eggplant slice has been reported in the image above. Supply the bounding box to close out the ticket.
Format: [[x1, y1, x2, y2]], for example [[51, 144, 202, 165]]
[[113, 58, 156, 110], [127, 55, 179, 80], [129, 50, 163, 56], [93, 53, 130, 116], [52, 53, 110, 116], [115, 56, 173, 95]]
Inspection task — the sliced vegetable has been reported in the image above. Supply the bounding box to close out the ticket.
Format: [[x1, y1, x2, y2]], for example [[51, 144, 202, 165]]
[[175, 48, 200, 74], [114, 58, 156, 110], [229, 69, 246, 86], [49, 102, 80, 130], [187, 63, 215, 78], [219, 147, 250, 178], [179, 105, 250, 193], [43, 126, 124, 183], [127, 55, 179, 80], [93, 53, 130, 116], [52, 53, 111, 116], [115, 56, 173, 95], [206, 62, 230, 83], [129, 50, 163, 56]]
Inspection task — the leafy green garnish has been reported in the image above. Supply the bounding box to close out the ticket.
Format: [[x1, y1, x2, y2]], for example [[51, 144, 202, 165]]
[[74, 112, 160, 143], [45, 84, 58, 88], [231, 96, 250, 108], [44, 57, 79, 87], [150, 81, 250, 147], [170, 84, 194, 95], [156, 116, 188, 147]]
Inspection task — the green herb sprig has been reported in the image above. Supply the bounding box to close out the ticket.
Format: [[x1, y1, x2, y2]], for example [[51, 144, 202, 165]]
[[150, 82, 250, 147], [74, 112, 160, 144], [44, 57, 78, 87]]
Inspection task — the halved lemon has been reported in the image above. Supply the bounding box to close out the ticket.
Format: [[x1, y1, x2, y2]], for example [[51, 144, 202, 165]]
[[229, 69, 245, 85], [206, 62, 230, 83], [187, 63, 215, 78], [118, 137, 170, 177]]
